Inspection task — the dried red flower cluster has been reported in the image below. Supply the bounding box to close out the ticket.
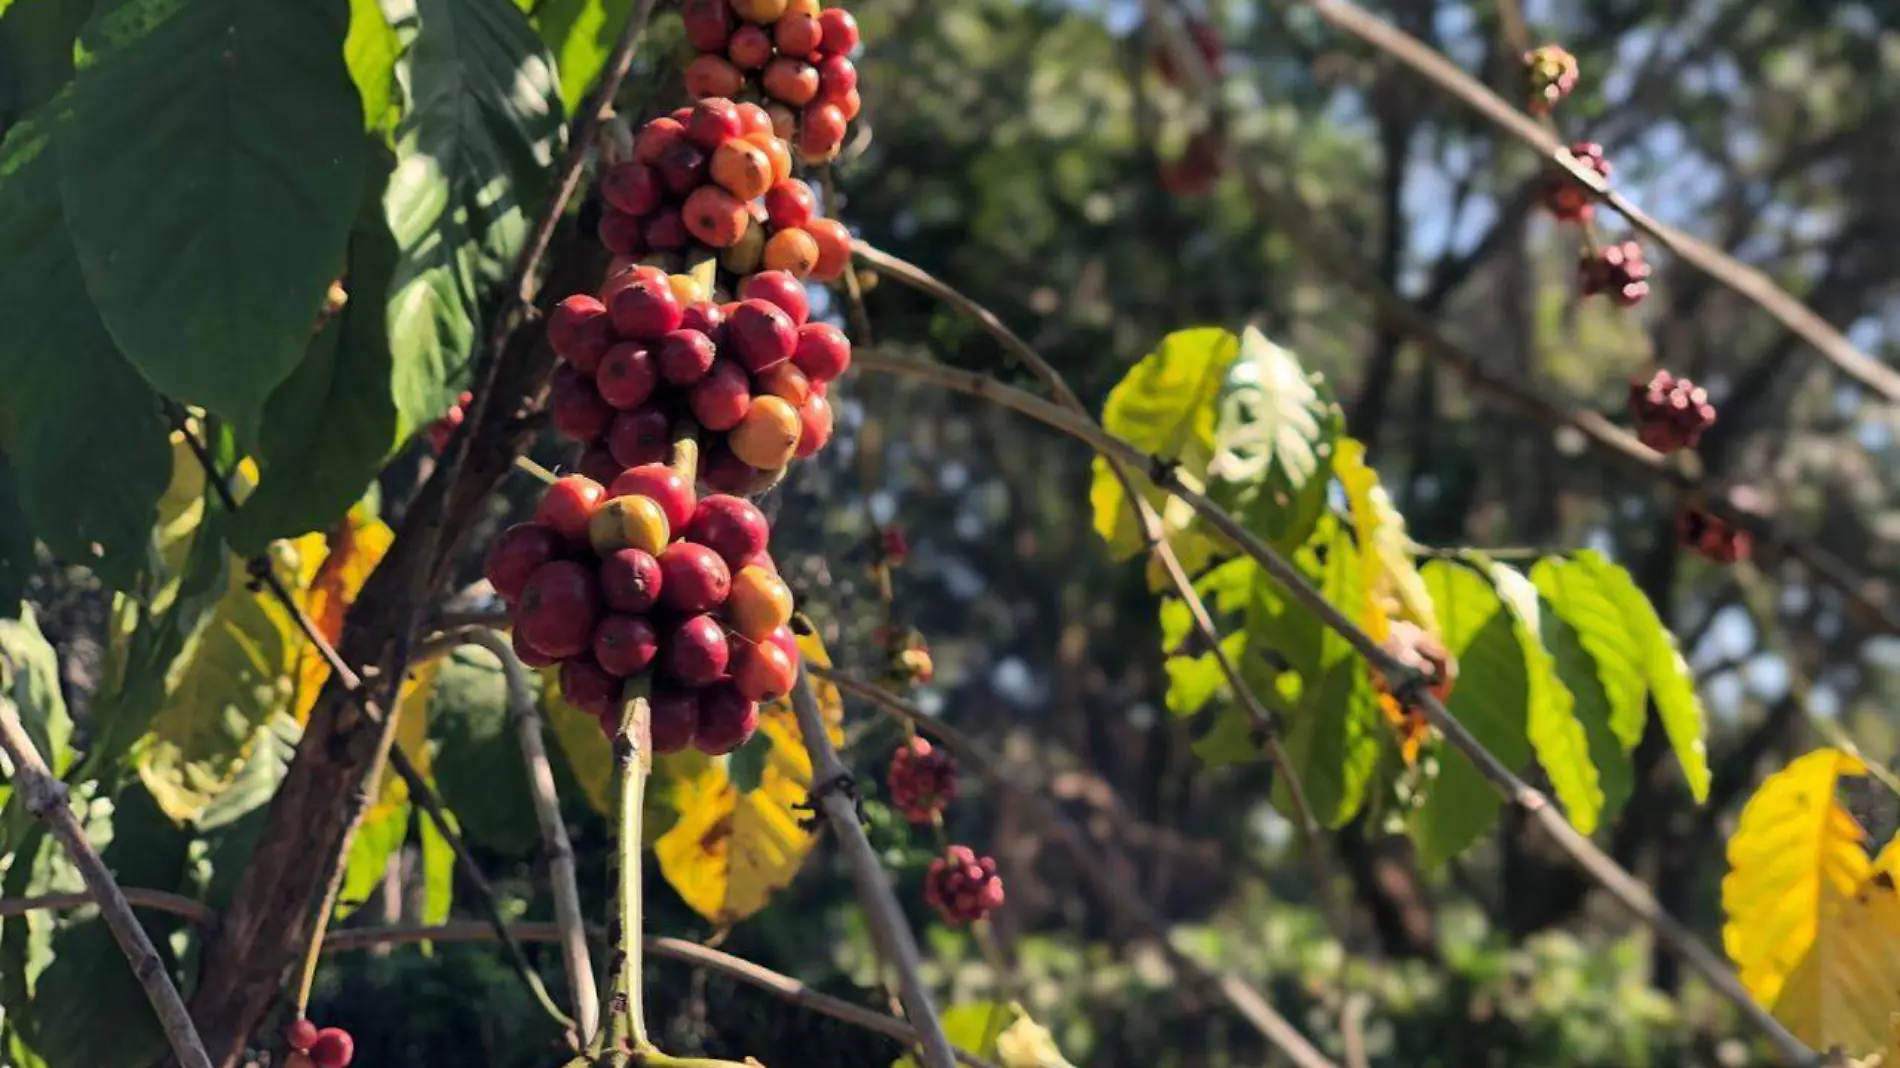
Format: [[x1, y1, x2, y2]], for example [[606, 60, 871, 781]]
[[886, 736, 958, 823], [1579, 240, 1651, 307], [924, 844, 1005, 926], [1628, 369, 1716, 453]]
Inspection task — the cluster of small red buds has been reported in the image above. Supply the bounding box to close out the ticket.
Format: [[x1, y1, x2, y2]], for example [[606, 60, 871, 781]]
[[1677, 507, 1750, 564], [1579, 240, 1651, 307], [1540, 141, 1609, 223], [1524, 44, 1579, 114], [924, 844, 1004, 925], [886, 736, 957, 822], [1628, 370, 1716, 453]]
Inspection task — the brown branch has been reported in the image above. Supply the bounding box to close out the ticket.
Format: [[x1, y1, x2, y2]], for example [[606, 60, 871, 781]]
[[0, 697, 214, 1068], [0, 890, 219, 927], [843, 352, 1815, 1063], [1301, 0, 1900, 405], [789, 665, 958, 1068], [813, 669, 1339, 1068]]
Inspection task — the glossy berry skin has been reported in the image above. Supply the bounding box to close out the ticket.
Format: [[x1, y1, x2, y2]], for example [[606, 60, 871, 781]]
[[792, 322, 851, 381], [596, 343, 658, 410], [634, 117, 688, 165], [683, 184, 751, 248], [1629, 369, 1716, 453], [888, 737, 958, 822], [731, 639, 797, 701], [685, 495, 770, 568], [739, 270, 810, 326], [729, 395, 802, 470], [681, 0, 734, 51], [924, 845, 1004, 926], [548, 295, 613, 374], [728, 300, 797, 372], [795, 393, 834, 458], [686, 97, 744, 149], [762, 228, 820, 278], [657, 329, 719, 385], [663, 614, 731, 686], [764, 625, 800, 668], [1678, 507, 1750, 565], [819, 7, 860, 54], [735, 102, 775, 139], [561, 655, 623, 721], [309, 1028, 356, 1068], [756, 362, 813, 405], [484, 522, 564, 602], [774, 10, 823, 56], [685, 53, 746, 99], [689, 360, 754, 431], [817, 54, 857, 102], [727, 23, 774, 69], [1580, 240, 1651, 307], [533, 475, 607, 549], [649, 686, 700, 753], [600, 162, 663, 216], [710, 138, 775, 201], [611, 280, 685, 341], [763, 57, 820, 107], [609, 404, 673, 467], [594, 614, 661, 677], [753, 131, 794, 184], [694, 681, 760, 755], [798, 103, 846, 155], [804, 218, 852, 282], [599, 548, 664, 614], [578, 443, 621, 486], [679, 301, 726, 338], [549, 366, 612, 442], [513, 626, 561, 669], [763, 180, 817, 232], [609, 464, 696, 532], [726, 564, 794, 640], [588, 494, 672, 557], [659, 542, 733, 613], [286, 1019, 320, 1053], [517, 560, 603, 659]]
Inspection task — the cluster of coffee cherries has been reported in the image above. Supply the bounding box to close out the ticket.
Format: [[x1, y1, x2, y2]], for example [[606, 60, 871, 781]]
[[1525, 44, 1579, 114], [484, 471, 801, 754], [285, 1020, 354, 1068], [1628, 369, 1716, 453], [597, 99, 852, 283], [1579, 240, 1651, 307], [680, 0, 862, 166], [546, 265, 848, 494], [923, 844, 1005, 927]]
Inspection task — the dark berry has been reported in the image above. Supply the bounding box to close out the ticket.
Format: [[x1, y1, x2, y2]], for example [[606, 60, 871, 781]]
[[656, 140, 711, 196], [594, 614, 661, 677], [924, 845, 1003, 925], [684, 495, 770, 568], [649, 685, 699, 752], [548, 295, 613, 374], [659, 542, 733, 613], [694, 680, 759, 755], [598, 210, 646, 255], [549, 365, 613, 443], [561, 655, 622, 720], [887, 737, 958, 822], [484, 522, 564, 601], [680, 0, 734, 52], [701, 443, 765, 494], [728, 300, 797, 372], [599, 548, 665, 614], [578, 443, 622, 485], [518, 561, 603, 659], [644, 207, 690, 251], [514, 626, 561, 669], [679, 301, 726, 338], [608, 404, 673, 468], [1629, 369, 1716, 453], [662, 614, 731, 686], [600, 162, 663, 216]]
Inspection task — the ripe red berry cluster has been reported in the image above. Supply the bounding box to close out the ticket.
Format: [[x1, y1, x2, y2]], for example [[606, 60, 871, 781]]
[[1540, 141, 1609, 223], [1677, 506, 1750, 564], [886, 736, 957, 823], [1628, 369, 1716, 453], [598, 99, 853, 283], [424, 389, 475, 454], [924, 844, 1004, 926], [546, 265, 847, 493], [285, 1019, 354, 1068], [680, 0, 863, 167], [485, 472, 803, 754], [1579, 240, 1651, 307], [1524, 44, 1578, 113]]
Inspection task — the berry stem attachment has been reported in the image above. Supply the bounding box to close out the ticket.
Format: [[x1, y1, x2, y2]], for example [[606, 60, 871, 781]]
[[607, 675, 658, 1060], [516, 454, 562, 485], [668, 417, 703, 487]]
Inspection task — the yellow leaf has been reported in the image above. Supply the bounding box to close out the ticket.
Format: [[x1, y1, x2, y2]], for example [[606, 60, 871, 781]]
[[1723, 746, 1900, 1057], [365, 657, 439, 824], [654, 631, 842, 925], [1334, 438, 1436, 640], [289, 505, 395, 723]]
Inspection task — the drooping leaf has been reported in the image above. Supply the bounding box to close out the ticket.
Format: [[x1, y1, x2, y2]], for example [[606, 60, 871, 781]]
[[380, 0, 563, 437], [430, 643, 540, 856], [1206, 326, 1340, 552], [654, 632, 843, 926], [0, 113, 170, 593], [531, 0, 638, 111], [1582, 550, 1711, 801], [1409, 561, 1530, 866], [58, 0, 366, 441], [229, 147, 402, 553], [1089, 327, 1238, 566], [1531, 553, 1649, 750], [1334, 437, 1437, 638], [347, 0, 402, 136], [1491, 563, 1599, 834]]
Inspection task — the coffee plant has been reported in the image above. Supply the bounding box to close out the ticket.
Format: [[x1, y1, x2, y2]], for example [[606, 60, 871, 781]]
[[0, 2, 1894, 1068]]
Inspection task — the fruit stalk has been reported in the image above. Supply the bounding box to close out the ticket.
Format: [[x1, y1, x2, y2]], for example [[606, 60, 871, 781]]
[[610, 676, 656, 1059]]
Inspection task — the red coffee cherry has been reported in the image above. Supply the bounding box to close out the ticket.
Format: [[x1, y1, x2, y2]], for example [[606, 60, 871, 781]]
[[285, 1019, 320, 1053], [518, 561, 604, 659], [483, 522, 564, 602], [657, 329, 719, 385], [728, 299, 798, 372], [548, 295, 614, 374], [608, 404, 674, 468], [659, 542, 734, 613], [309, 1027, 356, 1068], [732, 638, 797, 701], [596, 343, 659, 410], [610, 464, 697, 531], [594, 614, 661, 677], [533, 475, 607, 549], [695, 680, 760, 754], [684, 495, 770, 568], [662, 614, 731, 686], [648, 685, 701, 752], [887, 736, 958, 823], [818, 7, 861, 55], [924, 845, 1004, 925], [689, 360, 754, 432], [599, 548, 665, 614]]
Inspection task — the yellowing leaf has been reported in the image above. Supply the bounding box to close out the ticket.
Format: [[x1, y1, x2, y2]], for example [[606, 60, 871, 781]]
[[364, 656, 439, 825], [1334, 438, 1436, 639], [654, 632, 842, 926], [1723, 748, 1876, 1016], [289, 505, 394, 723], [996, 1007, 1079, 1068]]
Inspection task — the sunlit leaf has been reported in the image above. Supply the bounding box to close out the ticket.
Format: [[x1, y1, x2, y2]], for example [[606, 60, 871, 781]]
[[0, 606, 72, 817], [1206, 326, 1340, 552], [1333, 437, 1436, 639], [347, 0, 402, 136], [290, 506, 396, 723], [419, 805, 456, 925], [1530, 554, 1646, 819], [365, 656, 440, 824], [1491, 563, 1598, 834], [339, 798, 410, 921], [896, 1003, 1018, 1068], [531, 0, 638, 112]]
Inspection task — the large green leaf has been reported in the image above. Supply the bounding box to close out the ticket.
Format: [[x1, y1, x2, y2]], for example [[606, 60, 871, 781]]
[[381, 0, 563, 437], [347, 0, 402, 135], [531, 0, 637, 112], [228, 148, 402, 553], [0, 0, 91, 117], [1089, 327, 1239, 563], [134, 560, 298, 824], [0, 460, 34, 619], [419, 805, 456, 925], [0, 607, 73, 820], [339, 799, 411, 919], [1490, 562, 1599, 834], [1206, 327, 1341, 552], [1579, 550, 1711, 801], [0, 114, 170, 592], [58, 0, 366, 442], [430, 644, 539, 856], [1531, 553, 1650, 749], [1410, 561, 1530, 867]]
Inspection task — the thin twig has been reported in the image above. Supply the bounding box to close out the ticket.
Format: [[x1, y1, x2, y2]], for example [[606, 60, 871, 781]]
[[841, 353, 1815, 1063], [0, 697, 214, 1068], [0, 890, 219, 926], [465, 629, 599, 1042], [813, 669, 1340, 1068], [1298, 0, 1900, 405], [789, 665, 959, 1068]]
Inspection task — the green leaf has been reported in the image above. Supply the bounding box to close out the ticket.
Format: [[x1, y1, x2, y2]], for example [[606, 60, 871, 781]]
[[228, 147, 402, 553], [196, 713, 300, 831], [543, 667, 613, 816], [0, 607, 74, 817], [59, 0, 367, 441], [134, 560, 298, 824], [1191, 701, 1260, 767], [0, 114, 170, 593], [381, 0, 563, 437], [1491, 563, 1599, 834], [0, 0, 91, 115], [1531, 553, 1649, 750], [728, 729, 773, 794], [895, 1003, 1019, 1068], [1089, 327, 1239, 561], [340, 800, 410, 919], [1206, 326, 1341, 552], [531, 0, 637, 112], [1409, 561, 1529, 867], [419, 806, 456, 925], [1163, 633, 1245, 718], [430, 644, 539, 856], [1578, 550, 1711, 801], [347, 0, 402, 135], [0, 458, 32, 617]]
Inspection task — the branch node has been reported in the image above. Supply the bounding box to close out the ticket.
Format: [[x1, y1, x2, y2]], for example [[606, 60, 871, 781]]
[[797, 771, 866, 828], [1147, 453, 1182, 487]]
